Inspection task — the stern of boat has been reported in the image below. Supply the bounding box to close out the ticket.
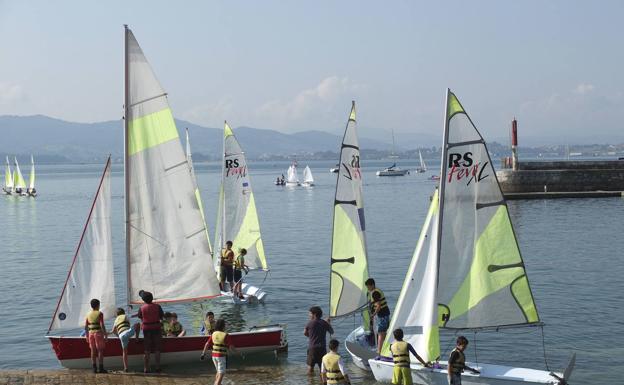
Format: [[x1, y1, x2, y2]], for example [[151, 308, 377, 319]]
[[344, 326, 376, 371]]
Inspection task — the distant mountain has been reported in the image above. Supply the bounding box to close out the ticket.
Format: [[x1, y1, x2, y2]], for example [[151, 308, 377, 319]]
[[0, 115, 395, 162]]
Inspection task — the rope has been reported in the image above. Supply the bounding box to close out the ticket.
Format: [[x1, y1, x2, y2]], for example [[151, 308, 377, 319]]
[[473, 331, 478, 367], [540, 325, 551, 371]]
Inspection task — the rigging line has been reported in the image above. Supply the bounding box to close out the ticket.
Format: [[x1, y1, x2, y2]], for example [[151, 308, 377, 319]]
[[129, 224, 167, 247], [473, 331, 478, 368], [540, 324, 551, 371]]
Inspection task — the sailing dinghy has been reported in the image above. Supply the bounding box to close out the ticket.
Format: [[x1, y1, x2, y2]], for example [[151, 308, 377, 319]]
[[302, 165, 314, 187], [329, 102, 377, 371], [13, 157, 27, 196], [3, 156, 13, 195], [46, 27, 286, 369], [416, 150, 427, 173], [286, 163, 300, 186], [27, 155, 37, 197], [214, 121, 269, 303], [368, 89, 575, 385]]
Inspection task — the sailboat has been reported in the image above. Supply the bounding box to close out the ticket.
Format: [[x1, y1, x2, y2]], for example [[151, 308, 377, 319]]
[[214, 121, 269, 303], [3, 156, 13, 195], [46, 26, 286, 369], [27, 155, 37, 197], [368, 89, 575, 385], [416, 150, 427, 173], [13, 157, 27, 195], [185, 128, 212, 255], [376, 130, 409, 176], [301, 165, 314, 187], [330, 102, 376, 371], [286, 162, 300, 186]]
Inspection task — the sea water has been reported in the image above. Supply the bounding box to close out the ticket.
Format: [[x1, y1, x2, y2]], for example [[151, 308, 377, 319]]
[[0, 159, 621, 384]]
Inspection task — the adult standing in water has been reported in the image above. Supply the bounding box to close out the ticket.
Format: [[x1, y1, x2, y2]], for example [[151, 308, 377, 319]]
[[365, 278, 391, 355], [137, 291, 164, 373], [304, 306, 334, 379]]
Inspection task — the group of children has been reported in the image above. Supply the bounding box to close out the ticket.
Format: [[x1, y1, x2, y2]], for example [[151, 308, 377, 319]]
[[219, 241, 249, 299]]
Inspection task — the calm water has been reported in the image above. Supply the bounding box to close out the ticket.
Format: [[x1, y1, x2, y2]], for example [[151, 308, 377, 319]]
[[0, 160, 622, 384]]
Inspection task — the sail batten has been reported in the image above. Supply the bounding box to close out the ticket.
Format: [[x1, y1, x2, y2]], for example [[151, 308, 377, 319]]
[[124, 27, 220, 304], [329, 101, 369, 319]]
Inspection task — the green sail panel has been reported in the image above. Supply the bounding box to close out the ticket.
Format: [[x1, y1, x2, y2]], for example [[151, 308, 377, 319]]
[[13, 157, 26, 189], [330, 101, 369, 318], [437, 90, 540, 329], [125, 27, 220, 304], [214, 122, 267, 271]]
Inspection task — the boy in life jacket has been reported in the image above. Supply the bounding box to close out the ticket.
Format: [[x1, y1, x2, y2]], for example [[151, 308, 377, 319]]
[[137, 291, 164, 373], [84, 298, 108, 373], [448, 336, 480, 385], [161, 312, 172, 337], [201, 311, 216, 336], [233, 248, 249, 299], [167, 312, 186, 337], [389, 328, 430, 385], [321, 339, 351, 385], [365, 278, 391, 355], [200, 319, 238, 385], [111, 308, 134, 372]]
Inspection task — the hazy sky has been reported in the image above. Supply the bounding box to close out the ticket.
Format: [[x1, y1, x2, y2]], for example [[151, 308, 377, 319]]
[[1, 1, 623, 144]]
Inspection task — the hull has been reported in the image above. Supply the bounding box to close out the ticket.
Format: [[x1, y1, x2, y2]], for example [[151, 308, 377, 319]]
[[376, 169, 409, 176], [48, 325, 287, 369], [369, 358, 564, 385], [344, 326, 376, 371], [220, 283, 268, 304], [301, 182, 314, 187]]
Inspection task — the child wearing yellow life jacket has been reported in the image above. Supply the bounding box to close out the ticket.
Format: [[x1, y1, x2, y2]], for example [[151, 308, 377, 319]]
[[201, 311, 216, 336], [84, 298, 108, 373], [200, 319, 238, 385], [111, 308, 134, 372], [321, 339, 351, 385], [390, 328, 430, 385]]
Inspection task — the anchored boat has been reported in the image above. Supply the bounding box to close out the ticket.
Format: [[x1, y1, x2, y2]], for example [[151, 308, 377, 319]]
[[46, 26, 286, 369], [376, 163, 409, 176], [368, 89, 574, 385]]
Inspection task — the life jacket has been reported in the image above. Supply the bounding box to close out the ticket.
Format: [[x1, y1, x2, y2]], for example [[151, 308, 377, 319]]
[[449, 348, 466, 374], [322, 351, 345, 384], [204, 319, 215, 335], [221, 249, 234, 266], [169, 322, 183, 335], [113, 314, 130, 334], [140, 303, 161, 331], [234, 254, 245, 270], [86, 310, 102, 333], [369, 288, 389, 313], [391, 341, 410, 367], [211, 331, 228, 357]]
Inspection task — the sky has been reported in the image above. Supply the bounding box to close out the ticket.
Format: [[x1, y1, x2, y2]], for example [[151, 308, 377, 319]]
[[1, 0, 623, 145]]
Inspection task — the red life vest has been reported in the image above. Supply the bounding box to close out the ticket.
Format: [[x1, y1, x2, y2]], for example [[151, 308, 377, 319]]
[[140, 303, 161, 331]]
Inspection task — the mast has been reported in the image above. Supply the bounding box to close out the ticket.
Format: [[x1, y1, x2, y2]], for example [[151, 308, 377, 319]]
[[435, 88, 451, 289], [123, 24, 131, 306]]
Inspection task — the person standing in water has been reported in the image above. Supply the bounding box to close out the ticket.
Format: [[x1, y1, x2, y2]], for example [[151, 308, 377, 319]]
[[321, 339, 351, 385], [365, 278, 391, 355], [304, 306, 334, 379], [201, 319, 238, 385]]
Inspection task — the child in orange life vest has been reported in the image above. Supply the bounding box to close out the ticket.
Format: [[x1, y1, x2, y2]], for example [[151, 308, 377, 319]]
[[390, 328, 430, 385], [200, 319, 238, 385], [321, 339, 351, 385], [110, 308, 134, 372], [84, 298, 108, 373], [166, 312, 186, 337]]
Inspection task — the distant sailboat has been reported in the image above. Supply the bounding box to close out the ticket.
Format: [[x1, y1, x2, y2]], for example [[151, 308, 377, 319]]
[[13, 157, 27, 196], [377, 131, 409, 176], [416, 150, 427, 173], [302, 165, 314, 186], [286, 163, 300, 186], [388, 129, 399, 159], [3, 156, 13, 195], [27, 155, 37, 197]]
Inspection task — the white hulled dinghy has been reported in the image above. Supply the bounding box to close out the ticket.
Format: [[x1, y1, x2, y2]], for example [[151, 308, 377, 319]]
[[329, 102, 376, 371], [13, 157, 27, 196], [3, 156, 13, 195], [286, 163, 300, 186], [416, 150, 427, 173], [27, 154, 37, 197], [214, 122, 269, 303], [302, 165, 314, 187], [46, 27, 286, 369], [368, 89, 574, 385]]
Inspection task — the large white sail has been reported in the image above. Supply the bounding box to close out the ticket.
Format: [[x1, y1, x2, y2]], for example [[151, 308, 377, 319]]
[[4, 156, 13, 191], [286, 164, 299, 184], [330, 101, 369, 318], [214, 122, 267, 271], [303, 166, 314, 184], [436, 89, 539, 329], [185, 128, 213, 256], [13, 157, 26, 190], [49, 158, 115, 332], [124, 26, 220, 304], [418, 150, 427, 172], [28, 155, 35, 191]]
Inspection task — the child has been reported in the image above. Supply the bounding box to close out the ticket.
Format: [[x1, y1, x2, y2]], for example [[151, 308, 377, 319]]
[[201, 311, 216, 336], [161, 312, 172, 336], [111, 308, 134, 372], [233, 248, 249, 299], [167, 312, 186, 337], [200, 319, 238, 385], [390, 328, 430, 385], [321, 339, 351, 385], [84, 298, 108, 373], [448, 336, 479, 385]]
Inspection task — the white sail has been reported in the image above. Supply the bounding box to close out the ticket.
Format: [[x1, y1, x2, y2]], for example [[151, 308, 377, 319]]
[[49, 158, 115, 332], [286, 164, 299, 184], [28, 155, 35, 190], [303, 166, 314, 184], [124, 26, 220, 304], [214, 122, 267, 271], [418, 150, 427, 172], [13, 157, 26, 190], [4, 156, 13, 191], [185, 128, 213, 256]]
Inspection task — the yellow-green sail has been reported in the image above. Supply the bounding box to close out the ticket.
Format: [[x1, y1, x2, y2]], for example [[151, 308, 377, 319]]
[[330, 101, 369, 319], [13, 157, 26, 189]]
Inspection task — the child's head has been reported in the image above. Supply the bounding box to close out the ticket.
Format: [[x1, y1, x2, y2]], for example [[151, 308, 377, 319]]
[[215, 318, 226, 332], [141, 291, 153, 304], [239, 248, 247, 256], [164, 311, 172, 321], [116, 307, 125, 316], [171, 312, 178, 322], [226, 240, 233, 248], [328, 339, 339, 352], [456, 336, 469, 350], [393, 328, 404, 341], [205, 311, 214, 321], [309, 306, 323, 319], [365, 278, 375, 290], [90, 298, 100, 310]]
